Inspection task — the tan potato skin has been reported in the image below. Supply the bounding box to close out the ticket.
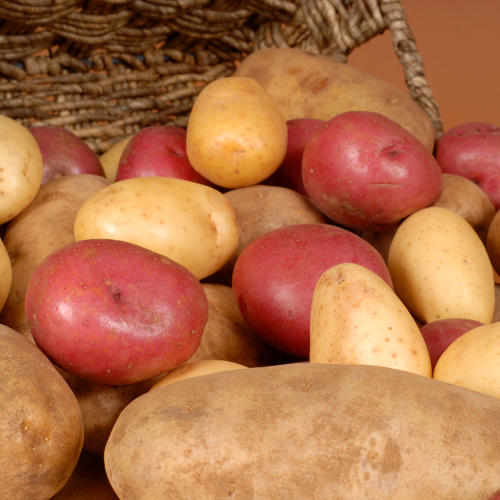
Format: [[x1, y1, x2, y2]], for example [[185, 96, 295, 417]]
[[104, 362, 500, 500], [234, 47, 436, 151], [189, 283, 285, 367], [433, 173, 495, 241], [0, 174, 110, 335], [0, 324, 84, 499]]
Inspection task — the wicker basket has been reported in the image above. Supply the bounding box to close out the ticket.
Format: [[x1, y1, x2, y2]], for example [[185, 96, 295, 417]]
[[0, 0, 442, 154]]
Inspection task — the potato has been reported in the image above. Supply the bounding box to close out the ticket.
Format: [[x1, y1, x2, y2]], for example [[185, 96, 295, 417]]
[[232, 223, 392, 358], [99, 135, 132, 182], [190, 283, 285, 367], [486, 209, 500, 275], [25, 239, 209, 385], [74, 177, 239, 280], [61, 371, 156, 455], [0, 174, 110, 335], [310, 263, 431, 377], [216, 184, 325, 281], [104, 362, 500, 499], [435, 121, 500, 208], [29, 125, 105, 184], [0, 237, 12, 312], [0, 114, 43, 224], [301, 111, 442, 231], [387, 206, 495, 324], [433, 173, 495, 241], [0, 324, 84, 499], [150, 359, 247, 391], [234, 47, 436, 151], [186, 76, 287, 188], [433, 321, 500, 399]]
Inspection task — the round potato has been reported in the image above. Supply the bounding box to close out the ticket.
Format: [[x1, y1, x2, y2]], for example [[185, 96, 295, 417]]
[[99, 135, 132, 182], [104, 362, 500, 499], [0, 114, 43, 224], [186, 76, 287, 188], [0, 174, 110, 335], [433, 321, 500, 399], [0, 324, 84, 499], [74, 177, 239, 280], [433, 173, 495, 241], [190, 283, 285, 367]]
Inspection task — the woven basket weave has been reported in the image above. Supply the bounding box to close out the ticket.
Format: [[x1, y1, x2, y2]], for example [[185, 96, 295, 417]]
[[0, 0, 442, 154]]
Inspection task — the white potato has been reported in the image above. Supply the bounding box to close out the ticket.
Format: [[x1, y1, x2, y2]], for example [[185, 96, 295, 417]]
[[387, 206, 495, 323], [0, 115, 43, 224], [433, 322, 500, 399], [73, 177, 239, 280], [310, 262, 431, 377], [99, 135, 132, 182]]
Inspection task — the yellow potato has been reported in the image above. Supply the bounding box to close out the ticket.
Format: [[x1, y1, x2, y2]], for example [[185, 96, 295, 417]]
[[388, 206, 495, 324], [0, 238, 12, 312], [150, 360, 247, 391], [74, 177, 239, 280], [434, 322, 500, 399], [99, 135, 132, 182], [310, 262, 431, 377], [186, 76, 287, 188], [0, 115, 43, 224]]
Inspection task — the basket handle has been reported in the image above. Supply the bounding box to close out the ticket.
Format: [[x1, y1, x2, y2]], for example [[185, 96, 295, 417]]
[[380, 0, 443, 137]]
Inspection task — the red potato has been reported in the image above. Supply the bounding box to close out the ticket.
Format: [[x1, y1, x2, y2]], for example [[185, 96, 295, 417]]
[[116, 125, 210, 184], [29, 125, 105, 184], [420, 318, 484, 370], [302, 111, 443, 231], [25, 239, 208, 385], [232, 223, 392, 358], [265, 118, 325, 194], [435, 121, 500, 209]]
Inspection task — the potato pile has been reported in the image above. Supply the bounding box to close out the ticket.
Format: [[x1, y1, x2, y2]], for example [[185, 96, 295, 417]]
[[0, 47, 500, 499]]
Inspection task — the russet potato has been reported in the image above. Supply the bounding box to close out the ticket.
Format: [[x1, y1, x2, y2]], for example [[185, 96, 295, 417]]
[[0, 324, 84, 499], [104, 362, 500, 499], [233, 47, 436, 151]]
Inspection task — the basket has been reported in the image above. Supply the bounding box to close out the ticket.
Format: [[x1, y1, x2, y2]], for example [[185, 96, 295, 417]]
[[0, 0, 443, 154]]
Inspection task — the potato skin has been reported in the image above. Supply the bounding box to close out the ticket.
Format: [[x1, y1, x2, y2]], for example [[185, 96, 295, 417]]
[[104, 362, 500, 500], [0, 324, 84, 499], [0, 173, 110, 335], [234, 47, 436, 151]]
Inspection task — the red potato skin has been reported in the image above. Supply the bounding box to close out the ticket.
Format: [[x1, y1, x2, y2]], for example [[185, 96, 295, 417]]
[[302, 111, 442, 231], [232, 223, 392, 358], [29, 125, 105, 184], [420, 318, 483, 370], [435, 122, 500, 209], [116, 125, 210, 185], [25, 239, 208, 385], [265, 118, 325, 194]]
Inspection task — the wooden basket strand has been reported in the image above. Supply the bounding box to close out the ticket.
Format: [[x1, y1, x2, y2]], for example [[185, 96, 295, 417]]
[[0, 0, 443, 154]]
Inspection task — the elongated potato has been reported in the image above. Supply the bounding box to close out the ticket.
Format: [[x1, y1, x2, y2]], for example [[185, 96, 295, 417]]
[[310, 263, 431, 377], [74, 177, 239, 280], [0, 238, 12, 312], [387, 206, 495, 324], [104, 362, 500, 500]]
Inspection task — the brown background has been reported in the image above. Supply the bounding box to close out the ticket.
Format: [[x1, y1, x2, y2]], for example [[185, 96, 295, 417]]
[[348, 0, 500, 132]]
